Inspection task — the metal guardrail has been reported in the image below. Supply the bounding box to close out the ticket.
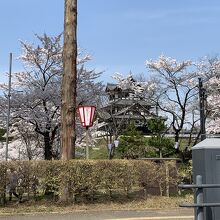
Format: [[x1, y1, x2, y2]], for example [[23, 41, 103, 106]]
[[179, 175, 220, 220]]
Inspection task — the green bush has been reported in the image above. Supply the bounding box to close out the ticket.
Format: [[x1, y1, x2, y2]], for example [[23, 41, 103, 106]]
[[147, 136, 176, 158]]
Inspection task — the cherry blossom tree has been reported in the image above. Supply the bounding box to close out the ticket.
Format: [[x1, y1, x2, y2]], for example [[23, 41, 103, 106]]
[[200, 56, 220, 134], [146, 55, 199, 149], [0, 34, 104, 160], [114, 55, 199, 151], [9, 120, 44, 160]]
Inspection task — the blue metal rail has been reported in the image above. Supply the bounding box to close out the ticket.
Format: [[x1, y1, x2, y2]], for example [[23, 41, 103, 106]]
[[179, 175, 220, 220]]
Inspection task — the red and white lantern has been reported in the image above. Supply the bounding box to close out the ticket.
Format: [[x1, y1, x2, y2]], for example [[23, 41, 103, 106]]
[[78, 105, 96, 128]]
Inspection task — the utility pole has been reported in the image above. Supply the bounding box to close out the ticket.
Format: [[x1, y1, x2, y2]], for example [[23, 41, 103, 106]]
[[60, 0, 78, 203], [61, 0, 77, 160], [5, 53, 12, 161], [198, 77, 206, 141]]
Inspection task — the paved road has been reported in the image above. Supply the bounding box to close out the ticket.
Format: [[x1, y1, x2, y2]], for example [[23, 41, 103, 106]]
[[0, 209, 194, 220]]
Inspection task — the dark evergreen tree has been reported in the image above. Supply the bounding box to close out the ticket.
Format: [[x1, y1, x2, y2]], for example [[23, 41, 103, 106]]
[[117, 122, 147, 159], [147, 118, 175, 158]]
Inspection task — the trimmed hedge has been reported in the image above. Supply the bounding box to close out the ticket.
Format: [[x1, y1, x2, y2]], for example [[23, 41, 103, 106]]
[[0, 160, 180, 202]]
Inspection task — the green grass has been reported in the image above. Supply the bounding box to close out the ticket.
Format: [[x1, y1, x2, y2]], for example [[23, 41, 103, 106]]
[[75, 137, 109, 159], [76, 136, 194, 160], [90, 137, 109, 159]]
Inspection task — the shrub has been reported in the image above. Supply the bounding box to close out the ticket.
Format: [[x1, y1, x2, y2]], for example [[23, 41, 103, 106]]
[[0, 159, 181, 203]]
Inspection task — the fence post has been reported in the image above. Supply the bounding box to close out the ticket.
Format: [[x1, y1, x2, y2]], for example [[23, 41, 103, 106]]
[[196, 175, 204, 220], [165, 162, 170, 197]]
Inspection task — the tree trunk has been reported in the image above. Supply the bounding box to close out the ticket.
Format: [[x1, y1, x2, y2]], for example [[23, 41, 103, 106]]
[[61, 0, 77, 160], [44, 132, 53, 160], [60, 0, 77, 203]]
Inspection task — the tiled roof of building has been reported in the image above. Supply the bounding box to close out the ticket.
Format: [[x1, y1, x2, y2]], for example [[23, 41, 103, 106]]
[[105, 83, 118, 92], [106, 98, 153, 107]]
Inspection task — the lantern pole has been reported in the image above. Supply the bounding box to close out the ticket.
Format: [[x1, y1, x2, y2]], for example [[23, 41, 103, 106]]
[[86, 126, 89, 159], [77, 105, 96, 160], [6, 53, 12, 161]]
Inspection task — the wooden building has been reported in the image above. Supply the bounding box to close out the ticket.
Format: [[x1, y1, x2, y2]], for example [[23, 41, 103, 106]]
[[98, 83, 158, 135]]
